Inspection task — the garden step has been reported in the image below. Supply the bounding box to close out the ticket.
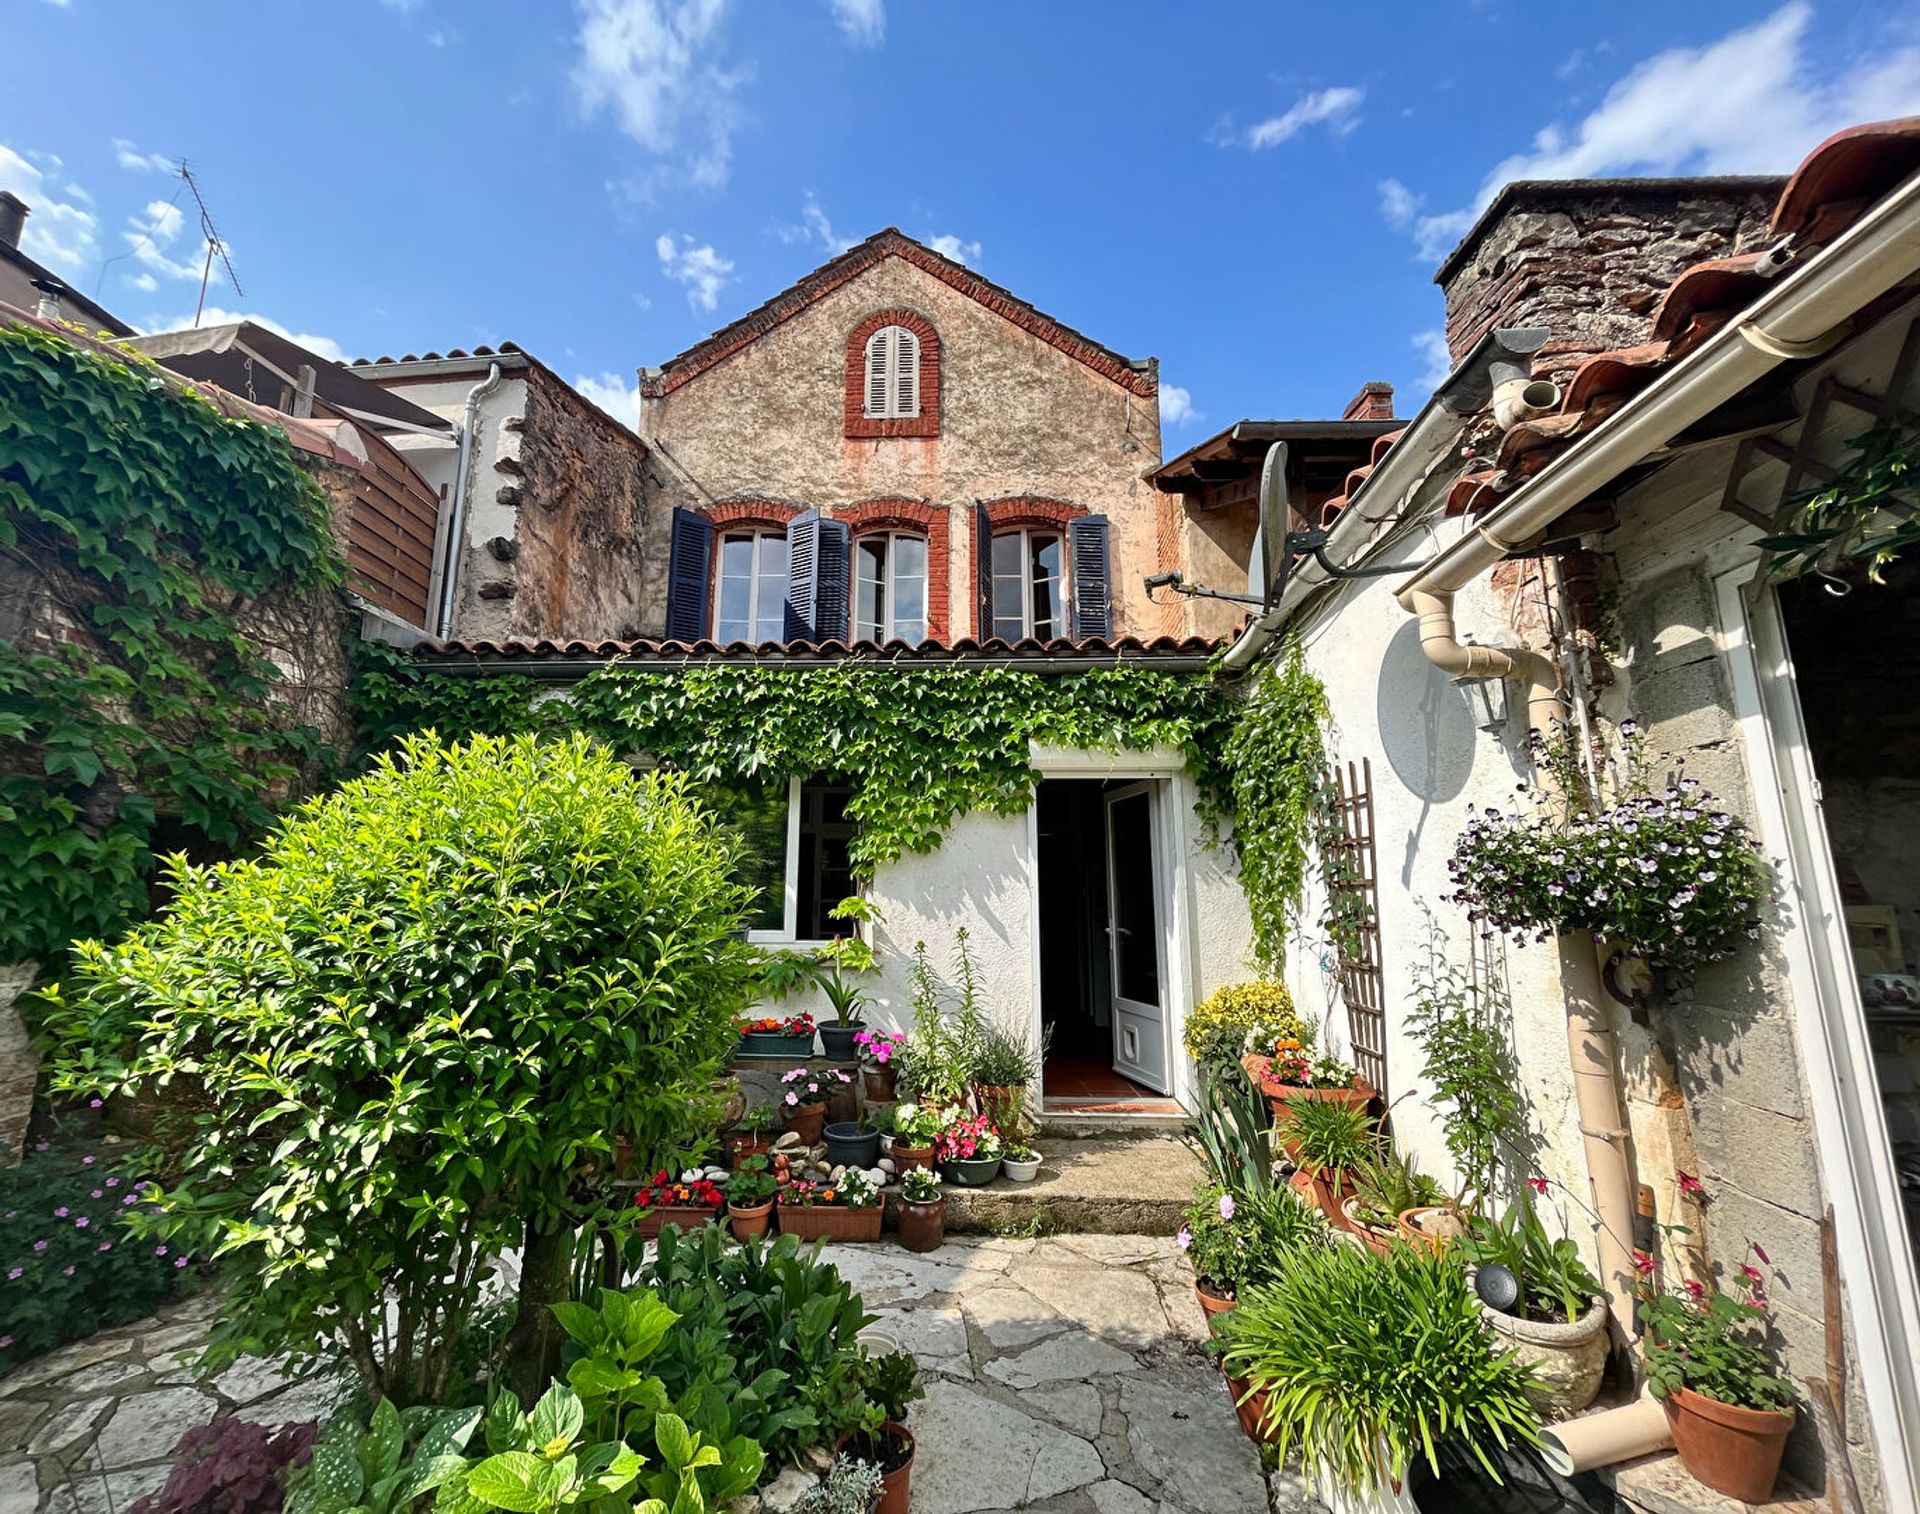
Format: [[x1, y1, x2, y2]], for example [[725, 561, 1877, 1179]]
[[930, 1134, 1202, 1236]]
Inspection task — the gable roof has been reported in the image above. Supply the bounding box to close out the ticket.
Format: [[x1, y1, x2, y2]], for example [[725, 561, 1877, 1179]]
[[640, 228, 1158, 400]]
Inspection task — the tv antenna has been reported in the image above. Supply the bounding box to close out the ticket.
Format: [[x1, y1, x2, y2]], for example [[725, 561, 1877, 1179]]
[[178, 161, 242, 326]]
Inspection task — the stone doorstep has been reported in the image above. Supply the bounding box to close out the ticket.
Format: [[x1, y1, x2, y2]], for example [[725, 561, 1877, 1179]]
[[928, 1135, 1201, 1238], [1606, 1452, 1826, 1514]]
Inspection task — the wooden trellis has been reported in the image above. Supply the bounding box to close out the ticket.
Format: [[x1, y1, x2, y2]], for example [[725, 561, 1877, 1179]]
[[1324, 759, 1388, 1097]]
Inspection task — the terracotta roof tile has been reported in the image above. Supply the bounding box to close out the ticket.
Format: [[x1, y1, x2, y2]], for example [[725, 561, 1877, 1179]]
[[413, 633, 1221, 666], [1771, 115, 1920, 240]]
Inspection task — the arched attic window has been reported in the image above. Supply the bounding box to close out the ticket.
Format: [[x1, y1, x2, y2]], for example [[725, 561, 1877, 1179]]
[[864, 325, 920, 419], [845, 311, 940, 439]]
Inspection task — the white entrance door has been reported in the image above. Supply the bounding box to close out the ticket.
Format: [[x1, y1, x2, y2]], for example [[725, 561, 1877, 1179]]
[[1104, 782, 1169, 1093]]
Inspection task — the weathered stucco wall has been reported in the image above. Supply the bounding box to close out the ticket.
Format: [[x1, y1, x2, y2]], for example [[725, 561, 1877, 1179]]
[[640, 251, 1163, 640]]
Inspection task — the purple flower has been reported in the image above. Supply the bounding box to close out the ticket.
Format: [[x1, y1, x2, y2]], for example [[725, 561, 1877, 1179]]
[[97, 1242, 112, 1252], [105, 1178, 119, 1189], [81, 1156, 94, 1167], [1176, 1225, 1192, 1251], [60, 1265, 74, 1277], [5, 1268, 20, 1281], [89, 1190, 102, 1200], [53, 1207, 68, 1218], [0, 1336, 11, 1349], [88, 1099, 103, 1109], [173, 1257, 188, 1269], [73, 1217, 88, 1229], [1218, 1193, 1236, 1221], [154, 1245, 167, 1257], [31, 1241, 47, 1253]]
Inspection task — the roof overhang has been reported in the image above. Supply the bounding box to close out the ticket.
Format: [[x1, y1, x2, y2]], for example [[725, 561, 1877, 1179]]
[[1153, 418, 1400, 494]]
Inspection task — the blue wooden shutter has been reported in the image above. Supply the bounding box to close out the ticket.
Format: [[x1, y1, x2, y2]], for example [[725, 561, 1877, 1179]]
[[974, 501, 994, 640], [666, 507, 713, 641], [785, 511, 850, 642], [1068, 514, 1112, 640]]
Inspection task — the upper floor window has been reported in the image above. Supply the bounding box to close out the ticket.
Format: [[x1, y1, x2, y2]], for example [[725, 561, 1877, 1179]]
[[715, 529, 789, 643], [990, 529, 1065, 641], [854, 532, 929, 643], [863, 325, 920, 419]]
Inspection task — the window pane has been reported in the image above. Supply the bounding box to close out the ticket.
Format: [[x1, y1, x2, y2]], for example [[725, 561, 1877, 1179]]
[[892, 534, 926, 641], [716, 534, 756, 641], [701, 777, 788, 932], [856, 537, 886, 640], [753, 534, 789, 641], [1031, 533, 1063, 639], [991, 531, 1025, 639]]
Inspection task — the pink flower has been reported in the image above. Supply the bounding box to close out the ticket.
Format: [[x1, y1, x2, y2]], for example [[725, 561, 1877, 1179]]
[[1176, 1226, 1192, 1251], [5, 1268, 20, 1280], [31, 1241, 47, 1253], [1218, 1193, 1236, 1221], [1751, 1241, 1770, 1265], [154, 1245, 167, 1257], [53, 1207, 68, 1218], [784, 1092, 799, 1107], [73, 1217, 88, 1229], [1632, 1249, 1656, 1276], [0, 1336, 12, 1349], [1740, 1263, 1765, 1287], [1526, 1177, 1549, 1196], [173, 1257, 188, 1269], [1684, 1278, 1706, 1300], [88, 1099, 103, 1109], [61, 1266, 74, 1278], [1676, 1171, 1707, 1199], [97, 1242, 111, 1253]]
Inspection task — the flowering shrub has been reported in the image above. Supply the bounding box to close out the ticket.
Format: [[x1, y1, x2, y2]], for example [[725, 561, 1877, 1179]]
[[1183, 981, 1302, 1070], [1447, 726, 1767, 971], [899, 1168, 941, 1203], [633, 1171, 725, 1211], [780, 1066, 852, 1108], [933, 1113, 1002, 1163], [852, 1028, 904, 1067], [779, 1171, 880, 1209], [1263, 1040, 1361, 1091], [740, 1012, 817, 1037], [1640, 1241, 1793, 1411], [0, 1143, 197, 1370]]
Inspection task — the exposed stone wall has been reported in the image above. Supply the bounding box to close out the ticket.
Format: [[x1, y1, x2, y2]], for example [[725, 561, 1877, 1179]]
[[1438, 180, 1782, 380], [639, 252, 1162, 641], [0, 964, 38, 1165]]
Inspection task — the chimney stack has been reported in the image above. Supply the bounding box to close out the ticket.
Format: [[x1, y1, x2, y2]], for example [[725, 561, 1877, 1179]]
[[0, 192, 26, 252], [1341, 381, 1395, 422]]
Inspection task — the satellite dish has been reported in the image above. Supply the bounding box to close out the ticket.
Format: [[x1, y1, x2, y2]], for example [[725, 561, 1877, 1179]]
[[1248, 441, 1290, 608]]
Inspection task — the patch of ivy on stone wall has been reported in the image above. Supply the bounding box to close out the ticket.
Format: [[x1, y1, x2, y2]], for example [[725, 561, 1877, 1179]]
[[0, 322, 342, 966]]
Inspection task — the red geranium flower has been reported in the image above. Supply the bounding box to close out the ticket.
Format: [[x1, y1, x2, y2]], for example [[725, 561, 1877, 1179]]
[[1525, 1176, 1549, 1196], [1676, 1170, 1707, 1199]]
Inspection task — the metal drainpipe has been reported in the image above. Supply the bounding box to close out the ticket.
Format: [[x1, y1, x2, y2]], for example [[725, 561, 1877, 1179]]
[[435, 363, 504, 641], [1407, 587, 1641, 1345]]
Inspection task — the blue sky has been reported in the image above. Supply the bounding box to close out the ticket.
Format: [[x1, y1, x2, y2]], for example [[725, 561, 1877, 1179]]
[[5, 1, 1919, 441]]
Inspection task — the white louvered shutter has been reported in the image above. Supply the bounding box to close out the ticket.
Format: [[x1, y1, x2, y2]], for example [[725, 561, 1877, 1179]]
[[865, 328, 891, 417], [895, 328, 919, 417]]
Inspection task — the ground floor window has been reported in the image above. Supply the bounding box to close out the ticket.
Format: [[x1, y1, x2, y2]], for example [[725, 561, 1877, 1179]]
[[707, 775, 854, 941]]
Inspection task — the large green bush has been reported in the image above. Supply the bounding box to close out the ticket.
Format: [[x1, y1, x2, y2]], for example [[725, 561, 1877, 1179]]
[[41, 732, 759, 1404]]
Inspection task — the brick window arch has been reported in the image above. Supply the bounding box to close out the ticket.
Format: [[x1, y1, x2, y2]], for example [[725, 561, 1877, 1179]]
[[835, 498, 950, 642], [969, 497, 1111, 642], [845, 310, 940, 440], [665, 500, 808, 644]]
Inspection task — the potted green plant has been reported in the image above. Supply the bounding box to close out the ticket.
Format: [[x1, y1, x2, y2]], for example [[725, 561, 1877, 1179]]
[[1284, 1098, 1372, 1224], [855, 1028, 905, 1102], [795, 1455, 883, 1514], [887, 1102, 942, 1173], [839, 1351, 924, 1514], [1641, 1242, 1796, 1503], [896, 1166, 945, 1253], [777, 1169, 884, 1242], [738, 1011, 819, 1060], [1458, 1193, 1608, 1419], [1183, 980, 1303, 1074], [724, 1156, 778, 1242], [934, 1112, 1002, 1186], [1341, 1144, 1445, 1259], [1001, 1143, 1042, 1182], [812, 897, 882, 1063], [1181, 1185, 1249, 1316], [1252, 1035, 1373, 1123], [1215, 1240, 1540, 1501], [969, 1020, 1045, 1132], [823, 1118, 882, 1169], [727, 1104, 778, 1166], [779, 1066, 835, 1145]]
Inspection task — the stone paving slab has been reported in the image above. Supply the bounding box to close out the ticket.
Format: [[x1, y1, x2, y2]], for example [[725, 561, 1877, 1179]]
[[1, 1236, 1286, 1514]]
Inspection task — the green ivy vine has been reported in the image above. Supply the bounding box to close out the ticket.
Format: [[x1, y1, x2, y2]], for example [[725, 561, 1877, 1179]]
[[1221, 639, 1330, 976], [1759, 424, 1919, 583], [0, 322, 342, 967], [353, 644, 1240, 879]]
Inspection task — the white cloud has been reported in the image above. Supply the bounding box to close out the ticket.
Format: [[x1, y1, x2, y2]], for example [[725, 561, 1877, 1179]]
[[1381, 5, 1920, 260], [778, 193, 857, 255], [1159, 383, 1200, 430], [139, 306, 345, 363], [655, 232, 734, 310], [573, 0, 751, 191], [572, 370, 640, 427], [1412, 329, 1454, 393], [122, 197, 210, 283], [126, 271, 157, 293], [111, 138, 176, 174], [1239, 86, 1365, 149], [826, 0, 882, 46], [0, 142, 97, 273], [927, 233, 981, 266]]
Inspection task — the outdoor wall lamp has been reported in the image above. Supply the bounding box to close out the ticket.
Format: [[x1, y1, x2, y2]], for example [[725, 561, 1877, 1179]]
[[1452, 672, 1512, 735]]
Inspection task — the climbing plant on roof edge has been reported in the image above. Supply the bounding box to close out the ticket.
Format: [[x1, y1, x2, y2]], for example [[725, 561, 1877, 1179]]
[[0, 322, 342, 968]]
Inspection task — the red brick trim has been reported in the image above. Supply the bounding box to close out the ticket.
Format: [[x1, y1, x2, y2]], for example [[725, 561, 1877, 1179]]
[[966, 497, 1087, 639], [704, 499, 802, 534], [834, 498, 950, 641], [844, 310, 941, 440], [642, 230, 1157, 399]]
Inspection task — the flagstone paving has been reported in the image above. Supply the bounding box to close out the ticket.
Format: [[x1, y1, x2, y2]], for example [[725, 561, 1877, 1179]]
[[1, 1235, 1291, 1514]]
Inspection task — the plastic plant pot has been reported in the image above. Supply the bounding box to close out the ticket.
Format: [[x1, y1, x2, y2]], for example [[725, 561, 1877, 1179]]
[[738, 1030, 816, 1060], [822, 1121, 881, 1169], [1000, 1152, 1042, 1182], [940, 1156, 1002, 1187], [819, 1021, 866, 1063]]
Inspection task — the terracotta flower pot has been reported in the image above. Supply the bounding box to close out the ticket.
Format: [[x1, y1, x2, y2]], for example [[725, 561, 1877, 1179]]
[[1243, 1054, 1375, 1120], [1478, 1296, 1609, 1420], [1338, 1196, 1398, 1258], [1289, 1164, 1355, 1226], [783, 1100, 827, 1145], [863, 1064, 898, 1102], [636, 1204, 720, 1240], [726, 1199, 773, 1242], [1195, 1279, 1235, 1317], [780, 1203, 884, 1242], [971, 1082, 1023, 1130], [726, 1129, 771, 1166], [891, 1142, 934, 1174], [825, 1081, 860, 1125], [1224, 1373, 1275, 1443], [1396, 1205, 1463, 1254], [1663, 1386, 1795, 1503], [836, 1422, 914, 1514], [897, 1195, 945, 1252]]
